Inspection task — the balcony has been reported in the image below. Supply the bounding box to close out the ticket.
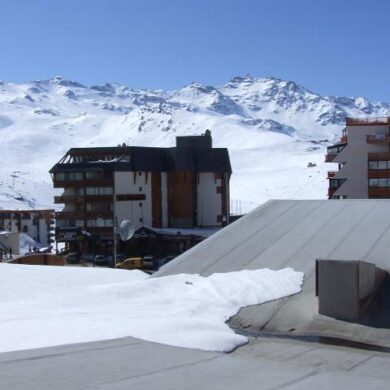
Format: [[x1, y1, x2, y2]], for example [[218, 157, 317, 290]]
[[346, 117, 390, 126], [368, 187, 390, 197], [325, 153, 338, 162], [367, 135, 390, 144], [53, 178, 114, 188], [368, 153, 390, 160], [55, 210, 113, 220], [54, 195, 113, 204], [54, 196, 84, 204], [368, 170, 390, 179]]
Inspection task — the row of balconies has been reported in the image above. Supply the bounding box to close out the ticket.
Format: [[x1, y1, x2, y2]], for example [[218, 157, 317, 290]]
[[55, 210, 113, 220], [53, 178, 113, 188], [54, 195, 113, 204]]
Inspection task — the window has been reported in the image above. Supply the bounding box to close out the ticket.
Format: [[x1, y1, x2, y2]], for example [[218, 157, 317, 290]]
[[86, 187, 113, 195], [55, 172, 65, 181], [68, 172, 83, 181], [369, 178, 390, 187], [87, 219, 112, 227], [85, 171, 103, 179], [369, 161, 378, 170], [369, 179, 379, 187], [139, 187, 142, 192], [75, 188, 85, 196], [368, 160, 390, 170]]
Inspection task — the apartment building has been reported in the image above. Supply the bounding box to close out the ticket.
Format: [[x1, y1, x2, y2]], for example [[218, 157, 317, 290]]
[[50, 131, 231, 253], [326, 117, 390, 199], [0, 209, 55, 246]]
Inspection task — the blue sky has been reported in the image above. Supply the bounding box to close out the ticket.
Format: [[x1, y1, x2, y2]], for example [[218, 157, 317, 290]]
[[1, 0, 390, 101]]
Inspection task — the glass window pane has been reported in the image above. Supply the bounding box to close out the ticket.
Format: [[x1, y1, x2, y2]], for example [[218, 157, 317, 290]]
[[369, 179, 378, 187], [369, 161, 378, 170]]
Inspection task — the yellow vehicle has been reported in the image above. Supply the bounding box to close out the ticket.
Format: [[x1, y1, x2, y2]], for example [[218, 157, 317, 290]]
[[116, 257, 143, 270]]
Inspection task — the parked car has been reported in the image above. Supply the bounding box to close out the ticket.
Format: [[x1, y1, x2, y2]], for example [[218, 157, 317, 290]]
[[94, 254, 110, 266], [66, 252, 81, 264], [142, 255, 155, 270], [116, 257, 143, 270]]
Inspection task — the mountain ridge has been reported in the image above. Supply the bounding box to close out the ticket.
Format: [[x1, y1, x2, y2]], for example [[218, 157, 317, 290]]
[[0, 75, 389, 212]]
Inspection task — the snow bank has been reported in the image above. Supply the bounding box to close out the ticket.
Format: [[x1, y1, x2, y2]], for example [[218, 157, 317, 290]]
[[0, 264, 303, 353]]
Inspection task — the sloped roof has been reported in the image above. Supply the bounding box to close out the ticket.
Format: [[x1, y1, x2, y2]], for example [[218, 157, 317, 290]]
[[157, 199, 390, 348], [50, 146, 232, 173]]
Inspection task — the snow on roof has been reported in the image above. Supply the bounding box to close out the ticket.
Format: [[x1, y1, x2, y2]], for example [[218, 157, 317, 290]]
[[157, 199, 390, 348]]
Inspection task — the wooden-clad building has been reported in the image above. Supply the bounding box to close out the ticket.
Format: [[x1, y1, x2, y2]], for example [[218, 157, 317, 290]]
[[50, 131, 231, 254]]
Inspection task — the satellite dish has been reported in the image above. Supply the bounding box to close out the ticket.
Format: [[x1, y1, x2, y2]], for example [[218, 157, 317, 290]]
[[118, 220, 135, 241]]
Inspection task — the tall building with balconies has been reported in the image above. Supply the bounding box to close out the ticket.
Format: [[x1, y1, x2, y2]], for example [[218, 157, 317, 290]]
[[326, 117, 390, 199], [50, 131, 231, 254]]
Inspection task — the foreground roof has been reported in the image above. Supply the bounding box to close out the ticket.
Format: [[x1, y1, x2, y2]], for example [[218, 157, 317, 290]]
[[157, 199, 390, 348], [1, 335, 390, 389]]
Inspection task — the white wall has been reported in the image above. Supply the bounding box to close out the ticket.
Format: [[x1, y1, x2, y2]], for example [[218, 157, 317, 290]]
[[334, 125, 389, 198], [114, 171, 152, 228], [197, 173, 222, 226]]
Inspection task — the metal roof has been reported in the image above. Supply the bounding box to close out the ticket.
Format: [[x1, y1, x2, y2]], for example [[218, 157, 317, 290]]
[[157, 199, 390, 348], [2, 335, 390, 389]]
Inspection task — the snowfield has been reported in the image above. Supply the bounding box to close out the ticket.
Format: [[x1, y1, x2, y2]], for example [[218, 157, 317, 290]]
[[0, 264, 303, 353], [1, 75, 390, 212]]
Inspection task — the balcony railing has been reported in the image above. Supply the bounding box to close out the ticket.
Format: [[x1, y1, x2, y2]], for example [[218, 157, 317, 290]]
[[54, 196, 84, 204], [368, 187, 390, 197], [368, 153, 390, 160], [366, 135, 390, 144], [54, 195, 113, 204], [346, 117, 390, 126], [325, 153, 337, 162], [368, 170, 390, 179], [55, 210, 113, 219], [53, 178, 113, 188]]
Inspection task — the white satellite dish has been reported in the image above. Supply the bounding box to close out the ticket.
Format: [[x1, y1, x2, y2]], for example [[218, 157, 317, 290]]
[[118, 220, 135, 241]]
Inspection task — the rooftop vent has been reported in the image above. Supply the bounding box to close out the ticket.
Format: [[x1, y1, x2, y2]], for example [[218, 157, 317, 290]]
[[316, 259, 387, 322]]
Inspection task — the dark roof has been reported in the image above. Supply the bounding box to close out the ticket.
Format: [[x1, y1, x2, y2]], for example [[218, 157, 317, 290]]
[[50, 146, 232, 174]]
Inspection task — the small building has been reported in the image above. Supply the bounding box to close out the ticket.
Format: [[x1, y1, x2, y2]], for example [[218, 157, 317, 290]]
[[0, 209, 55, 247], [120, 225, 220, 259], [50, 131, 231, 255], [326, 116, 390, 198]]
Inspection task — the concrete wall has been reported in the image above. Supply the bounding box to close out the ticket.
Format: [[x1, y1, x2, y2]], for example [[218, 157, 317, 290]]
[[334, 124, 389, 198], [197, 173, 222, 226], [0, 232, 20, 256], [114, 171, 152, 229]]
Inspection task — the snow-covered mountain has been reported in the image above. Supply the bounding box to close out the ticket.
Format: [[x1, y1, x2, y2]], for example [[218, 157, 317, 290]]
[[1, 75, 389, 212]]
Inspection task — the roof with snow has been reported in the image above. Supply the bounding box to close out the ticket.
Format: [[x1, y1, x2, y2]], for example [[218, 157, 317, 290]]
[[50, 135, 232, 174], [157, 199, 390, 348]]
